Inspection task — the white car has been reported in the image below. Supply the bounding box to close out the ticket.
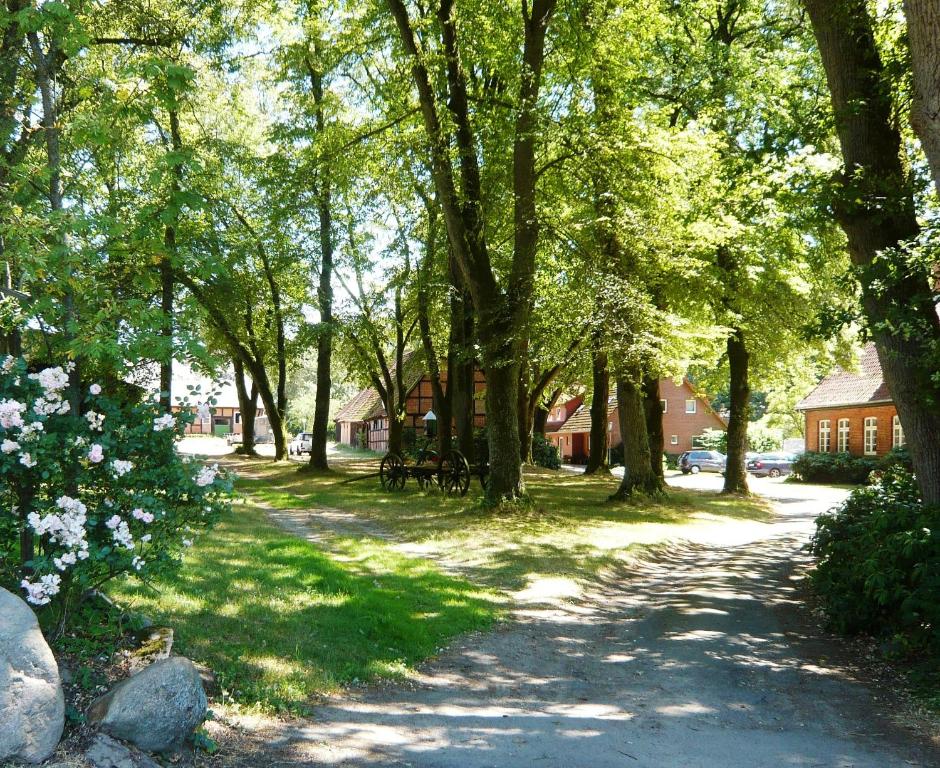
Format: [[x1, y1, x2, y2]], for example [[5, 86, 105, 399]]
[[289, 432, 313, 455]]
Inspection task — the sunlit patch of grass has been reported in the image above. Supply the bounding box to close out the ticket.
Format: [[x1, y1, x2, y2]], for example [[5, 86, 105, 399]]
[[230, 455, 772, 593], [108, 503, 500, 713]]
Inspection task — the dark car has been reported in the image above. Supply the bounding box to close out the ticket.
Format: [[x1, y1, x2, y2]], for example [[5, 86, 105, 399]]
[[746, 452, 797, 478], [679, 450, 727, 474]]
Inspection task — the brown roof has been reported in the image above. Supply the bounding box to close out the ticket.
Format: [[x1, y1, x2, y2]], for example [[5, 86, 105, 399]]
[[555, 394, 616, 435], [334, 351, 427, 423], [796, 344, 891, 410]]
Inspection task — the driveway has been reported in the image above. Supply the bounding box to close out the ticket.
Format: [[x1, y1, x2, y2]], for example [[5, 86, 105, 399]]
[[259, 475, 939, 767]]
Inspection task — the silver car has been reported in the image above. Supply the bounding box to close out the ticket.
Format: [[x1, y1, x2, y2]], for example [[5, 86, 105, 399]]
[[679, 450, 727, 474]]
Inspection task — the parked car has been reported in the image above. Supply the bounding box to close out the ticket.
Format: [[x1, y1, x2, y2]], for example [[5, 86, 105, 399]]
[[289, 432, 314, 455], [225, 432, 242, 446], [679, 450, 726, 474], [746, 452, 797, 478]]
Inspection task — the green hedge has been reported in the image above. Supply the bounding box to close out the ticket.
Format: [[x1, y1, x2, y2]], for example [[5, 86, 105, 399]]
[[792, 447, 911, 485], [811, 466, 940, 655]]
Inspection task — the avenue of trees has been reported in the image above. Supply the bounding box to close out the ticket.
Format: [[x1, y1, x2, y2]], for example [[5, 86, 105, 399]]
[[1, 0, 938, 506]]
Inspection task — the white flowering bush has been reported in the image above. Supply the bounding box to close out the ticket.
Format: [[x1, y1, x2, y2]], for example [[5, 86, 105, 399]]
[[0, 356, 231, 626]]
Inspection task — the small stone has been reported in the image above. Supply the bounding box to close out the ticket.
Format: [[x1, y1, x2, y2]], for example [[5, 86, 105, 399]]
[[0, 587, 65, 764], [85, 733, 160, 768], [88, 657, 207, 753]]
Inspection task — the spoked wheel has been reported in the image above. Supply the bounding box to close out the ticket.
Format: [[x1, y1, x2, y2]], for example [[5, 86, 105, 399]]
[[379, 452, 407, 491], [438, 450, 471, 497]]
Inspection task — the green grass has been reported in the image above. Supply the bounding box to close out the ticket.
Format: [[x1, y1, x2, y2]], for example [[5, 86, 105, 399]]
[[108, 502, 499, 713], [234, 455, 772, 593]]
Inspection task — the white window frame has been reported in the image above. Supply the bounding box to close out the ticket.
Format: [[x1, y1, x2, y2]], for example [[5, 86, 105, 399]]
[[670, 435, 679, 445], [685, 399, 697, 414], [818, 419, 831, 453], [892, 415, 905, 448], [836, 418, 849, 453], [864, 417, 878, 456], [608, 421, 613, 432], [661, 399, 668, 413]]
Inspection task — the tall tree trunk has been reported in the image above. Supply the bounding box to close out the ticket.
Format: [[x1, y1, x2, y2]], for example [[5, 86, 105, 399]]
[[387, 411, 404, 456], [585, 338, 610, 475], [483, 353, 524, 501], [804, 0, 940, 504], [611, 377, 662, 499], [723, 329, 750, 494], [534, 387, 562, 436], [449, 269, 476, 461], [904, 0, 940, 197], [233, 357, 257, 456], [159, 108, 182, 411], [307, 55, 333, 471], [518, 368, 533, 464], [642, 375, 665, 482]]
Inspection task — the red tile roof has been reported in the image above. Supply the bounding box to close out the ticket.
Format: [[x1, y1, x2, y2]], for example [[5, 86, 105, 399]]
[[334, 351, 427, 423], [796, 344, 892, 410]]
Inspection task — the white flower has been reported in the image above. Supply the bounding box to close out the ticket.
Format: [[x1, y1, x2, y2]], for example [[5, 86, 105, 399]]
[[194, 464, 219, 487], [111, 520, 133, 549], [87, 444, 104, 463], [111, 459, 133, 477], [182, 538, 193, 547], [141, 533, 152, 543], [131, 507, 154, 524], [153, 413, 175, 432], [105, 514, 122, 530], [196, 402, 212, 421], [73, 435, 87, 447], [29, 366, 69, 392], [21, 422, 43, 440], [29, 496, 90, 559], [89, 383, 102, 395], [1, 439, 19, 454], [20, 574, 61, 606], [19, 453, 36, 468], [53, 551, 77, 571], [1, 356, 15, 373], [131, 555, 145, 571], [0, 399, 26, 429], [85, 411, 105, 431]]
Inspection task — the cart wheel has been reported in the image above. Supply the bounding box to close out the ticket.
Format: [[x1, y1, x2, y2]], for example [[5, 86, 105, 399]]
[[380, 452, 407, 491], [439, 450, 471, 497]]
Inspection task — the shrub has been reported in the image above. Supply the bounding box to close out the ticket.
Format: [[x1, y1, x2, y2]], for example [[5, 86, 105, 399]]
[[792, 451, 879, 484], [531, 434, 560, 469], [810, 466, 940, 654], [0, 357, 231, 630]]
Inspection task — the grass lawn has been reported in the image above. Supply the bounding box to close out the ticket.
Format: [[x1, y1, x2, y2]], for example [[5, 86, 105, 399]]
[[110, 450, 770, 712], [236, 453, 772, 592], [109, 501, 500, 713]]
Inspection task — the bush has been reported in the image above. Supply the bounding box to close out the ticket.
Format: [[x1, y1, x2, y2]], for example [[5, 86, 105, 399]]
[[792, 451, 879, 484], [532, 434, 560, 469], [810, 466, 940, 654], [0, 357, 231, 630]]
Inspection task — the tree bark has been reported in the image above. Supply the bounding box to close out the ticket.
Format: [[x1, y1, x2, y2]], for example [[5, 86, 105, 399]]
[[804, 0, 940, 504], [611, 377, 662, 499], [722, 329, 750, 494], [584, 337, 610, 475], [904, 0, 940, 197], [233, 357, 258, 455], [642, 375, 665, 482], [159, 108, 182, 411], [534, 387, 562, 437], [307, 56, 333, 471]]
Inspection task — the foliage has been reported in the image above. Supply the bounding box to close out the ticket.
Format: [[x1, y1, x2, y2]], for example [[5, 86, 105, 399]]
[[810, 467, 940, 655], [792, 451, 880, 485], [0, 357, 231, 629], [694, 428, 727, 453], [531, 434, 560, 470]]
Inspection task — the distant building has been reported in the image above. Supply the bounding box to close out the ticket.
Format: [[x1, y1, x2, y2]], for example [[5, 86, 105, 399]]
[[548, 378, 727, 464], [796, 343, 903, 458]]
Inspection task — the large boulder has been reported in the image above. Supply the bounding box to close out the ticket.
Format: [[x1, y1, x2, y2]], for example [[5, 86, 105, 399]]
[[0, 587, 65, 763], [85, 733, 160, 768], [88, 657, 207, 753]]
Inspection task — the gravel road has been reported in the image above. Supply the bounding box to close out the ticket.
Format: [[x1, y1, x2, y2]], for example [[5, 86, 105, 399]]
[[265, 475, 940, 767]]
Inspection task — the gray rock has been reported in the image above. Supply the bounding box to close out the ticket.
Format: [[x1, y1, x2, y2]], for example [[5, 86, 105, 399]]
[[0, 587, 65, 764], [88, 657, 207, 753], [85, 733, 160, 768]]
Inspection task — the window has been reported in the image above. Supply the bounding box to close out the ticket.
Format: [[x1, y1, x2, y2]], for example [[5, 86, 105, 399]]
[[837, 418, 849, 453], [235, 412, 241, 424], [685, 399, 697, 414], [818, 419, 831, 452], [864, 417, 878, 455], [893, 415, 905, 448], [671, 435, 679, 445], [661, 399, 668, 413], [608, 421, 613, 432]]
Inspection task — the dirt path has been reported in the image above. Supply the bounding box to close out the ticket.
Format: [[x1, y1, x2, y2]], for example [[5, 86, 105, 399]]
[[255, 478, 940, 767]]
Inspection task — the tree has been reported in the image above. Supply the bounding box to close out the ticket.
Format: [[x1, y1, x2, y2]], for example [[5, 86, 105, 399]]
[[904, 0, 940, 197], [804, 0, 940, 504]]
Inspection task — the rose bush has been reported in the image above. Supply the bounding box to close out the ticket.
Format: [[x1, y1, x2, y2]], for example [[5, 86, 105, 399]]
[[0, 356, 231, 630]]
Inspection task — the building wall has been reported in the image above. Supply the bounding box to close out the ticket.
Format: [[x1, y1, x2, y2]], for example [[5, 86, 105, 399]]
[[803, 403, 901, 457], [661, 379, 727, 454], [174, 405, 267, 436]]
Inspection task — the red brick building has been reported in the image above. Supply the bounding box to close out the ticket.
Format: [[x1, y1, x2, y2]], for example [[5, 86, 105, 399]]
[[796, 344, 904, 457], [548, 378, 727, 464], [335, 357, 486, 453]]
